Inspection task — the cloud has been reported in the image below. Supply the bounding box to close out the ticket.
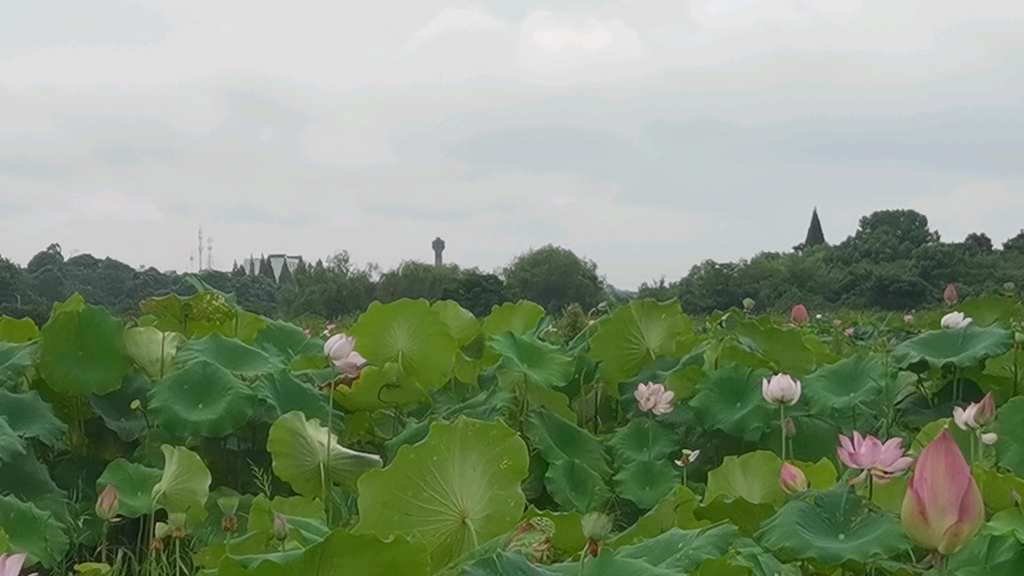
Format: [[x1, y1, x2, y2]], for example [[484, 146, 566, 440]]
[[912, 182, 1024, 240], [69, 190, 163, 222], [690, 0, 864, 31], [406, 7, 507, 51], [211, 206, 313, 228], [516, 11, 643, 72]]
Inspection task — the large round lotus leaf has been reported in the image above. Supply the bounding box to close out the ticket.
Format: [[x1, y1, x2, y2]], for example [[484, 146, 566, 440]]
[[994, 397, 1024, 478], [333, 364, 430, 412], [96, 459, 161, 518], [802, 355, 885, 418], [268, 411, 383, 497], [0, 317, 38, 344], [524, 410, 612, 513], [974, 466, 1024, 513], [349, 299, 457, 390], [491, 332, 573, 391], [976, 348, 1024, 404], [148, 359, 257, 438], [254, 319, 323, 363], [174, 333, 277, 377], [755, 485, 910, 566], [124, 326, 186, 380], [0, 452, 62, 505], [960, 295, 1024, 328], [0, 342, 37, 387], [696, 451, 785, 536], [945, 534, 1024, 576], [0, 494, 69, 568], [433, 301, 480, 347], [253, 369, 329, 424], [689, 364, 776, 441], [0, 418, 26, 462], [892, 326, 1013, 373], [482, 301, 546, 337], [357, 417, 529, 572], [38, 303, 132, 395], [141, 291, 266, 343], [589, 299, 691, 385], [610, 486, 707, 548], [0, 390, 66, 447], [90, 372, 151, 442], [607, 418, 680, 510], [152, 444, 212, 524], [734, 321, 816, 378], [618, 350, 706, 410]]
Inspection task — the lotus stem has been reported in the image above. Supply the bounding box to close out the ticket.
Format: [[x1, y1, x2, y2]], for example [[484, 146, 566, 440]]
[[780, 405, 787, 462]]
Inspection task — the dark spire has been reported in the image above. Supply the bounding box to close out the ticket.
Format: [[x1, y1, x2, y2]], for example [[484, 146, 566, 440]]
[[804, 207, 826, 248]]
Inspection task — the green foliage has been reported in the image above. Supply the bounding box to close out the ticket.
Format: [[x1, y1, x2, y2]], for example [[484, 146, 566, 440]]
[[503, 245, 605, 314]]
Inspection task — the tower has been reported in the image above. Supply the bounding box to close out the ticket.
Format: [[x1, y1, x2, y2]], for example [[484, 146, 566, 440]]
[[804, 208, 826, 248], [432, 237, 445, 267], [197, 228, 204, 271]]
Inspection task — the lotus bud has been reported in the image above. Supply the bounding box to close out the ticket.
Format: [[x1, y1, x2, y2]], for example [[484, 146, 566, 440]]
[[581, 512, 614, 541], [974, 393, 996, 427], [742, 298, 755, 311], [762, 374, 801, 406], [981, 433, 998, 446], [791, 304, 809, 325], [901, 429, 984, 555], [783, 418, 796, 438], [944, 284, 958, 305], [780, 462, 808, 494], [273, 513, 289, 541], [324, 333, 367, 378], [95, 485, 119, 522], [130, 399, 142, 411], [904, 314, 914, 324], [217, 496, 240, 517], [1004, 282, 1016, 293]]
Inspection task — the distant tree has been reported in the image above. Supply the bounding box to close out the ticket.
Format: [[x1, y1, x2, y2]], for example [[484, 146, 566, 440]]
[[503, 245, 604, 313], [376, 261, 461, 303], [257, 255, 274, 281], [962, 232, 993, 253], [27, 243, 64, 274], [456, 270, 512, 317], [1004, 230, 1024, 252], [834, 209, 939, 264]]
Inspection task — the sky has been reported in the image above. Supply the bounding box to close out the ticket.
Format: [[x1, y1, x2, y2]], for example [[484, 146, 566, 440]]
[[0, 0, 1022, 289]]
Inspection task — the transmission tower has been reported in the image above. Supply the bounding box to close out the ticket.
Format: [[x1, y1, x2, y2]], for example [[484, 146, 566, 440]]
[[207, 237, 214, 270], [198, 228, 204, 271]]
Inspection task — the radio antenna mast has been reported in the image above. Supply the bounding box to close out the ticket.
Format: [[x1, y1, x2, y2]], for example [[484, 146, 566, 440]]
[[197, 228, 204, 271], [207, 237, 214, 270]]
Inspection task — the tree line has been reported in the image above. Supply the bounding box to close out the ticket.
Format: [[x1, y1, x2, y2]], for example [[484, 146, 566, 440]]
[[3, 209, 1024, 324]]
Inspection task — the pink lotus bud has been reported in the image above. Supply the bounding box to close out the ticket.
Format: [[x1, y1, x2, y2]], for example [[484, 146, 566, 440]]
[[273, 513, 289, 541], [0, 553, 37, 576], [324, 333, 367, 378], [95, 485, 119, 521], [974, 393, 996, 427], [943, 284, 958, 305], [762, 374, 801, 406], [791, 304, 809, 325], [901, 429, 984, 555], [780, 462, 808, 494]]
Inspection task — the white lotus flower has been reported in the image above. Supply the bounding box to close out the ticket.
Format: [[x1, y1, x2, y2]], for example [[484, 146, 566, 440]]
[[324, 333, 367, 377], [941, 312, 972, 330], [762, 374, 801, 407]]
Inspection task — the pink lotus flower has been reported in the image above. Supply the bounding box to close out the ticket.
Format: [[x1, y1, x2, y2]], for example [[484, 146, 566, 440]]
[[780, 462, 808, 494], [837, 432, 913, 485], [634, 382, 674, 415], [904, 314, 914, 324], [901, 429, 984, 554], [943, 284, 958, 306], [952, 393, 996, 430], [762, 374, 801, 406], [324, 333, 367, 378], [95, 484, 119, 521], [0, 554, 37, 576], [791, 304, 809, 325]]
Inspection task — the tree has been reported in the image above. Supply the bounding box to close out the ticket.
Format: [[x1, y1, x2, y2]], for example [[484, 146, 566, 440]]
[[1004, 230, 1024, 252], [503, 245, 604, 313], [456, 270, 512, 317], [26, 243, 64, 274], [962, 233, 993, 253], [835, 209, 939, 264], [375, 261, 461, 303]]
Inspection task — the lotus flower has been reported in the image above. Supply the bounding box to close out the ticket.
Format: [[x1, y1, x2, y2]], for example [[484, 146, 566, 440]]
[[324, 333, 367, 377], [952, 393, 996, 430], [944, 284, 958, 305], [634, 382, 674, 415], [941, 312, 972, 330], [273, 514, 289, 541], [837, 432, 913, 485], [762, 374, 801, 406], [0, 554, 37, 576], [791, 304, 809, 325], [901, 429, 984, 554], [95, 485, 119, 521], [674, 449, 700, 467], [833, 319, 843, 327], [982, 433, 999, 446], [780, 462, 808, 494], [904, 314, 914, 324], [844, 327, 855, 338]]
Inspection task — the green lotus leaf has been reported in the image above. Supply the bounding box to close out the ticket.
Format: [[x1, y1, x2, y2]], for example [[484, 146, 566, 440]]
[[959, 295, 1024, 328], [978, 348, 1024, 403], [152, 444, 212, 524], [254, 319, 323, 364], [0, 342, 37, 387], [974, 466, 1024, 513], [0, 452, 63, 508], [482, 301, 546, 337], [38, 303, 132, 395], [90, 372, 151, 442], [433, 301, 480, 347], [0, 389, 66, 447], [610, 486, 708, 548], [994, 397, 1024, 478], [0, 418, 26, 462], [491, 332, 574, 391], [802, 355, 885, 418], [253, 369, 329, 424], [140, 292, 266, 343], [124, 326, 185, 380], [0, 494, 69, 569], [986, 509, 1024, 543], [892, 326, 1014, 373], [96, 459, 161, 518], [524, 410, 612, 513], [734, 321, 817, 378], [689, 364, 775, 441], [149, 359, 257, 438], [520, 507, 587, 558], [792, 458, 838, 491], [268, 411, 382, 497], [755, 485, 910, 566], [349, 299, 457, 390], [696, 451, 786, 536], [589, 299, 691, 385], [945, 534, 1024, 576], [607, 418, 680, 510], [618, 351, 706, 410], [0, 317, 38, 344], [333, 364, 430, 412], [357, 417, 529, 572], [174, 333, 277, 377]]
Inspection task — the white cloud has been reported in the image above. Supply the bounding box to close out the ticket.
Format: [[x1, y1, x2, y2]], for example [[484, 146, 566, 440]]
[[405, 7, 507, 51], [911, 182, 1024, 239], [69, 190, 163, 222], [691, 0, 864, 31], [516, 12, 643, 72]]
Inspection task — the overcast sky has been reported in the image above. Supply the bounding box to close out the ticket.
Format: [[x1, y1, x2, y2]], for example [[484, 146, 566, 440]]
[[1, 1, 1022, 288]]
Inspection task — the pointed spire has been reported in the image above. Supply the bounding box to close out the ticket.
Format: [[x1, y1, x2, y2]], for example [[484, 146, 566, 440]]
[[804, 207, 826, 248]]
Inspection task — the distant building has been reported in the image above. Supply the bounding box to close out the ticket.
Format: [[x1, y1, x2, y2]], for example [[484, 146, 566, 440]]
[[242, 254, 303, 282]]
